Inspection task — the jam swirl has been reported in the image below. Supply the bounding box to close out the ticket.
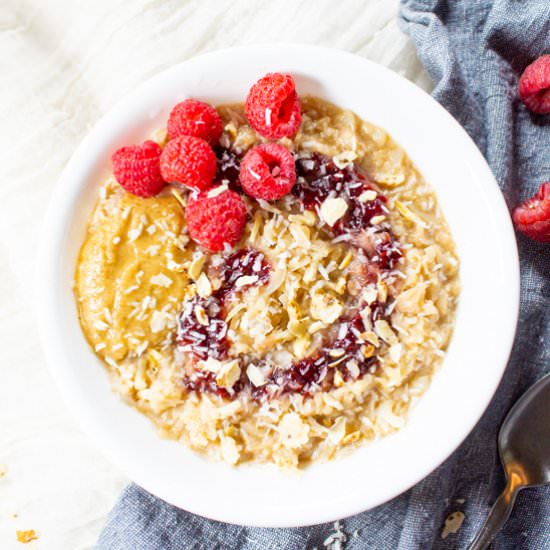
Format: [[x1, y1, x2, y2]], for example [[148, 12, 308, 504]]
[[178, 148, 402, 400]]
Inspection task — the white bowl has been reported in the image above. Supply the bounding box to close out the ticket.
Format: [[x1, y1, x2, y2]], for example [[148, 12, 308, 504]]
[[36, 45, 519, 527]]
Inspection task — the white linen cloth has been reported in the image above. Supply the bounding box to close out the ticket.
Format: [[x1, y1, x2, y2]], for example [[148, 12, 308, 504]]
[[0, 1, 429, 547]]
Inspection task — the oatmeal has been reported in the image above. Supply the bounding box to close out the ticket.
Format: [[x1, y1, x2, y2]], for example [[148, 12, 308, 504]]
[[75, 80, 459, 468]]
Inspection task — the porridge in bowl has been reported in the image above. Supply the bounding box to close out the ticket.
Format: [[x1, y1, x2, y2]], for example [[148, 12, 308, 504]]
[[75, 74, 459, 468]]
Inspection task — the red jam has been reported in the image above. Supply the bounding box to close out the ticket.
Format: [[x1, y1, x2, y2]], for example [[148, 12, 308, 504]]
[[294, 152, 388, 231], [181, 369, 242, 399], [215, 146, 242, 191], [178, 148, 402, 401], [176, 249, 269, 358], [219, 248, 270, 295], [176, 295, 229, 360], [252, 305, 384, 399]]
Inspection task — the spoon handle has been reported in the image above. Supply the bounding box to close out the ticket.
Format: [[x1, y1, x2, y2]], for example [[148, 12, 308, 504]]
[[468, 483, 520, 550]]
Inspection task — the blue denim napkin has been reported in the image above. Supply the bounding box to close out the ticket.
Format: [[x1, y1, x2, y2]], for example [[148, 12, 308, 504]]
[[98, 1, 550, 548]]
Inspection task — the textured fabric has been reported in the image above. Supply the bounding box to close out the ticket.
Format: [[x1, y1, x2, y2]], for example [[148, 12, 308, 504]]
[[98, 1, 550, 549]]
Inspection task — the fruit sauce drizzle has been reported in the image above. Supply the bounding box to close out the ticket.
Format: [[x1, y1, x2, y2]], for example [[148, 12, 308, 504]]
[[177, 147, 402, 400]]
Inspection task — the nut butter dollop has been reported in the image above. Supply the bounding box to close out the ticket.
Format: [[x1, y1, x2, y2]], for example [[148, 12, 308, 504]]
[[76, 183, 190, 361]]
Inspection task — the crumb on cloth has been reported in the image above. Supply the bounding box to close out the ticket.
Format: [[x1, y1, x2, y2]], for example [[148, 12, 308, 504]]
[[441, 511, 465, 539], [324, 521, 348, 549], [16, 529, 38, 544]]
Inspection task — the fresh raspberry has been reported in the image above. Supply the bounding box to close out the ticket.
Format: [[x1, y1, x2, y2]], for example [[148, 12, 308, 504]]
[[512, 182, 550, 243], [244, 73, 301, 139], [239, 143, 296, 200], [160, 136, 216, 191], [518, 54, 550, 114], [186, 187, 247, 251], [167, 99, 223, 145], [112, 140, 165, 198]]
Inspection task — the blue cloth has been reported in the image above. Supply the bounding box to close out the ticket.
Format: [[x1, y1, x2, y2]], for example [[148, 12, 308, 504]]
[[98, 1, 550, 548]]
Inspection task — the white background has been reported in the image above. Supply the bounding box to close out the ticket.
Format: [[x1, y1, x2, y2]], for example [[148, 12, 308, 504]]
[[0, 1, 430, 548]]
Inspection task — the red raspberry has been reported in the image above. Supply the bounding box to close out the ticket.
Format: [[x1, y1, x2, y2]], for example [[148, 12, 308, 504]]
[[512, 182, 550, 243], [186, 187, 247, 251], [239, 143, 296, 200], [167, 99, 223, 146], [112, 140, 165, 198], [160, 136, 216, 191], [245, 73, 301, 139], [518, 54, 550, 114]]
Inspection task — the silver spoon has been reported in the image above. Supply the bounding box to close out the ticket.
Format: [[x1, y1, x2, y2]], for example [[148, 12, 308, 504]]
[[469, 373, 550, 549]]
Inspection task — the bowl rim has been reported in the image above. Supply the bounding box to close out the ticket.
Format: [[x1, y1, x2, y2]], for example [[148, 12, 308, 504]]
[[36, 44, 519, 527]]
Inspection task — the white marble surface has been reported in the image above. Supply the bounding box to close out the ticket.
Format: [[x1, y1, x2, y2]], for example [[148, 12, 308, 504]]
[[0, 1, 430, 547]]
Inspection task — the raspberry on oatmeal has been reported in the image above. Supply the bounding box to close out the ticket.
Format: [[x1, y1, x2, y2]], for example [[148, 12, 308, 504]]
[[167, 99, 223, 145], [245, 73, 302, 139], [112, 140, 165, 198], [186, 187, 247, 252], [160, 135, 217, 191], [239, 143, 296, 200]]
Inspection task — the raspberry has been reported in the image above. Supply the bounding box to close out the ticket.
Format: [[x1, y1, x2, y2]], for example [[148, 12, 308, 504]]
[[167, 99, 223, 145], [244, 73, 301, 139], [186, 187, 247, 251], [512, 182, 550, 243], [112, 140, 165, 198], [518, 54, 550, 114], [239, 143, 296, 200], [160, 136, 216, 191]]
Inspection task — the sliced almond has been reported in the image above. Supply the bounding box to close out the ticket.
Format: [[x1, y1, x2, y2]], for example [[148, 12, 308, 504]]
[[279, 413, 310, 449], [370, 215, 386, 225], [187, 254, 206, 281], [289, 223, 311, 247], [293, 336, 311, 358], [333, 150, 357, 169], [234, 275, 259, 289], [395, 200, 429, 228], [288, 210, 317, 226], [320, 197, 348, 227], [374, 319, 398, 345], [246, 364, 266, 387], [308, 321, 325, 334], [199, 357, 224, 373], [346, 359, 360, 378], [311, 292, 343, 323], [329, 355, 348, 368], [194, 305, 209, 326], [216, 359, 241, 389], [342, 431, 361, 446], [396, 284, 426, 313], [377, 280, 388, 303], [361, 344, 375, 358], [358, 189, 377, 203], [362, 286, 378, 305], [338, 251, 354, 270], [361, 330, 380, 347], [170, 188, 187, 208], [196, 272, 212, 298], [389, 343, 402, 362]]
